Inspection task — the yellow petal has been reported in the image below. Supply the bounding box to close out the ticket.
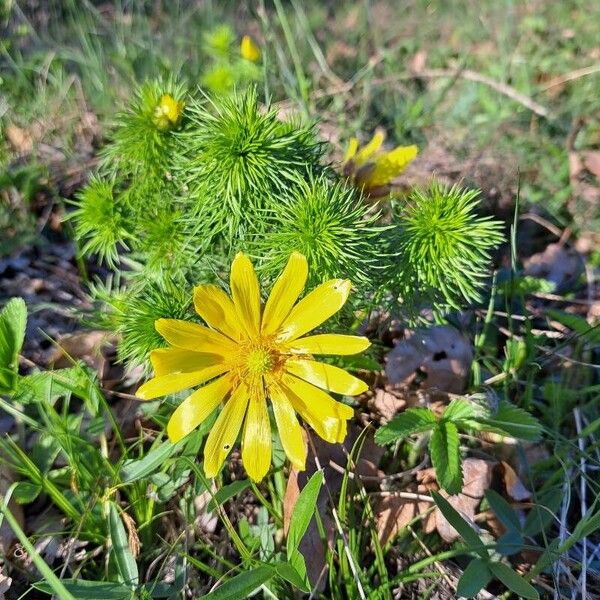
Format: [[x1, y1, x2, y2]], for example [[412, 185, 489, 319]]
[[167, 375, 232, 443], [286, 334, 371, 356], [203, 384, 249, 478], [156, 319, 237, 355], [194, 284, 246, 341], [285, 358, 368, 396], [367, 145, 418, 187], [240, 35, 261, 62], [354, 131, 384, 166], [277, 279, 352, 342], [268, 378, 306, 470], [150, 348, 224, 377], [262, 252, 308, 335], [343, 137, 359, 163], [241, 385, 271, 481], [230, 253, 261, 337], [136, 363, 228, 400], [281, 374, 353, 443]]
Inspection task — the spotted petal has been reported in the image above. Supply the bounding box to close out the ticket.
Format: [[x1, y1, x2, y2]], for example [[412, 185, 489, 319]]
[[203, 384, 249, 478], [241, 384, 271, 482]]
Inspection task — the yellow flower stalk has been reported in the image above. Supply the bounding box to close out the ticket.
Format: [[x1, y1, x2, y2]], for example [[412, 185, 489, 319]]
[[153, 94, 184, 131], [240, 35, 261, 62], [136, 252, 370, 482], [343, 130, 418, 198]]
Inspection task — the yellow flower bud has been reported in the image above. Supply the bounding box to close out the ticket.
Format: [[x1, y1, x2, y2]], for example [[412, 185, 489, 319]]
[[240, 35, 261, 62], [153, 94, 184, 131]]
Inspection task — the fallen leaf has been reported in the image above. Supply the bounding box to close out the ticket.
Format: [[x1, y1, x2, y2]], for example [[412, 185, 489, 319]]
[[419, 458, 494, 542], [0, 572, 12, 599], [5, 124, 33, 154], [409, 50, 427, 74], [385, 326, 473, 394], [524, 243, 584, 291], [582, 151, 600, 179], [370, 387, 406, 422], [374, 483, 434, 545], [497, 461, 531, 502]]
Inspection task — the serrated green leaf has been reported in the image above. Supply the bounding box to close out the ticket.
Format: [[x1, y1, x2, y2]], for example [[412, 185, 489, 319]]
[[430, 420, 462, 494], [200, 566, 274, 600], [431, 491, 487, 559], [375, 407, 437, 445], [442, 399, 480, 423], [478, 401, 542, 442], [456, 558, 492, 598], [108, 503, 138, 588], [488, 561, 539, 599]]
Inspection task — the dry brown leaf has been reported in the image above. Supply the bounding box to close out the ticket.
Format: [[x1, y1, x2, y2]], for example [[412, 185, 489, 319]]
[[497, 461, 532, 502], [0, 572, 12, 599], [385, 326, 473, 394], [409, 50, 428, 74], [370, 387, 406, 423], [375, 483, 435, 545], [419, 458, 494, 542], [583, 151, 600, 179], [48, 330, 116, 371], [5, 124, 33, 154], [524, 242, 584, 291]]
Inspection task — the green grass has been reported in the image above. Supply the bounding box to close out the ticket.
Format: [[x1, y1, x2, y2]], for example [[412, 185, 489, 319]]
[[0, 1, 599, 598]]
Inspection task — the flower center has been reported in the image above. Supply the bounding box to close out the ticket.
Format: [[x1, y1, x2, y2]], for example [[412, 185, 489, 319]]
[[246, 348, 273, 376]]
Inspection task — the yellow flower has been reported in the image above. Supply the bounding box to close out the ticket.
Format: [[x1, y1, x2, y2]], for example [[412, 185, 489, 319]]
[[240, 35, 261, 62], [343, 130, 418, 198], [153, 94, 184, 131], [136, 252, 370, 482]]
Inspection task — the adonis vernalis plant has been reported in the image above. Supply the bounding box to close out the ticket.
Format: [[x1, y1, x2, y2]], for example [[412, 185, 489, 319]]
[[136, 252, 370, 481]]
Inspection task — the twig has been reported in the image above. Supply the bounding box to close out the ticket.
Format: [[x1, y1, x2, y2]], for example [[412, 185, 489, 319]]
[[573, 408, 588, 599], [541, 64, 600, 91], [307, 434, 367, 600]]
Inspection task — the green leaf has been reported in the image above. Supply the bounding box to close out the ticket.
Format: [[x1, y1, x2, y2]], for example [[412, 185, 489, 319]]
[[200, 566, 275, 600], [0, 297, 26, 393], [287, 470, 323, 554], [479, 401, 542, 442], [375, 407, 437, 445], [272, 562, 309, 592], [442, 399, 480, 423], [456, 558, 492, 598], [120, 440, 177, 483], [33, 579, 132, 599], [287, 470, 323, 584], [546, 309, 600, 345], [431, 491, 487, 559], [13, 481, 42, 504], [108, 503, 138, 588], [0, 297, 26, 369], [430, 420, 462, 494], [488, 562, 539, 599], [485, 489, 520, 531], [207, 479, 251, 512]]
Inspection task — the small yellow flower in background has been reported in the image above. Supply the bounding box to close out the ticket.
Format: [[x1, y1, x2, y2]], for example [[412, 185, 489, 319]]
[[153, 94, 184, 131], [240, 35, 261, 62], [136, 252, 370, 482], [343, 130, 418, 198]]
